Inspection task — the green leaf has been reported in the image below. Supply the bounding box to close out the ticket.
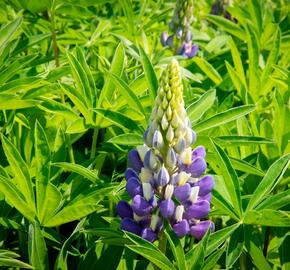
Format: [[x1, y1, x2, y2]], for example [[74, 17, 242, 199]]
[[108, 72, 147, 119], [52, 162, 99, 183], [193, 105, 255, 133], [44, 187, 113, 227], [211, 140, 242, 217], [185, 229, 210, 270], [0, 94, 39, 110], [92, 108, 142, 132], [246, 24, 260, 100], [0, 17, 22, 52], [186, 89, 216, 123], [35, 121, 51, 223], [193, 57, 222, 85], [1, 135, 35, 209], [256, 189, 290, 210], [66, 50, 93, 107], [28, 222, 49, 270], [207, 15, 246, 40], [0, 249, 33, 269], [228, 37, 246, 84], [246, 241, 272, 270], [226, 225, 244, 268], [60, 83, 92, 124], [215, 135, 273, 146], [38, 97, 79, 121], [246, 154, 290, 211], [244, 210, 290, 227], [247, 0, 262, 36], [164, 225, 186, 270], [138, 45, 158, 106], [202, 244, 226, 270], [124, 232, 175, 270], [0, 176, 35, 222], [206, 223, 240, 256], [108, 133, 143, 146], [98, 43, 125, 108]]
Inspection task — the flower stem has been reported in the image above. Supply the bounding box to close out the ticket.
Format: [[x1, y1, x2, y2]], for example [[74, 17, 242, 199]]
[[90, 128, 99, 159], [158, 229, 167, 255]]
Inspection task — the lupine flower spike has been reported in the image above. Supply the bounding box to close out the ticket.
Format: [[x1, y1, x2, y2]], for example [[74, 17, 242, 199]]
[[117, 59, 214, 242], [160, 0, 198, 58]]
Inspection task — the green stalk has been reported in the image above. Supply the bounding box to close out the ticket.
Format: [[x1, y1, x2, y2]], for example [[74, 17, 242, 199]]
[[158, 229, 167, 255], [66, 133, 75, 164], [90, 128, 99, 159]]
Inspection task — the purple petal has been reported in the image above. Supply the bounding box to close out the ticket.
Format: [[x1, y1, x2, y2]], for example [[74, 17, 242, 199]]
[[126, 177, 143, 198], [121, 218, 142, 236], [132, 195, 152, 216], [174, 183, 191, 202], [166, 35, 174, 49], [159, 199, 175, 218], [187, 157, 207, 178], [160, 31, 168, 46], [117, 200, 133, 219], [128, 149, 143, 173], [185, 44, 199, 58], [185, 200, 210, 219], [141, 228, 158, 242], [192, 146, 206, 159], [199, 192, 212, 203], [196, 175, 214, 196], [125, 168, 139, 182], [173, 219, 189, 238], [190, 220, 215, 240], [139, 216, 151, 228]]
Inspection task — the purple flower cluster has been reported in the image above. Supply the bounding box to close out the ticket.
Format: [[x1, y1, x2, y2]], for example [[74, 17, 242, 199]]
[[117, 60, 214, 242], [160, 0, 198, 58]]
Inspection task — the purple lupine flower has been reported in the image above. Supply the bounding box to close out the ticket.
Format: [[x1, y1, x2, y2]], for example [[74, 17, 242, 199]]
[[190, 220, 215, 240], [160, 0, 199, 58], [117, 60, 214, 242]]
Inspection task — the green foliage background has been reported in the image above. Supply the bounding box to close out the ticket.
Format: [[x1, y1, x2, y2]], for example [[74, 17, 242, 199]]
[[0, 0, 289, 269]]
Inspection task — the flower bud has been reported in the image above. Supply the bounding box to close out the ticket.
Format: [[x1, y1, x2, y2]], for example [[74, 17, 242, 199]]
[[152, 130, 164, 150], [157, 165, 170, 187], [164, 184, 174, 199]]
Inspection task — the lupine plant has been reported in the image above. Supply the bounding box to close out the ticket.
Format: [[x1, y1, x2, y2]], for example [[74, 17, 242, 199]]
[[160, 0, 199, 58], [0, 0, 289, 269], [117, 59, 214, 242]]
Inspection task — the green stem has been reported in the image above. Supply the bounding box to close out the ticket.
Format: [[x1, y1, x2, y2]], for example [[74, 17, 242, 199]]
[[49, 7, 59, 67], [90, 128, 99, 159], [158, 229, 167, 255], [66, 133, 75, 164], [239, 252, 246, 270]]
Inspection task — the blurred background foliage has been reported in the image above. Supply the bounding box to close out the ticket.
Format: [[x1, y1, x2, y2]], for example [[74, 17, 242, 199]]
[[0, 0, 289, 269]]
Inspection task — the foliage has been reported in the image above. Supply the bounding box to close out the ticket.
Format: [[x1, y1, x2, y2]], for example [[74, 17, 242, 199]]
[[0, 0, 289, 269]]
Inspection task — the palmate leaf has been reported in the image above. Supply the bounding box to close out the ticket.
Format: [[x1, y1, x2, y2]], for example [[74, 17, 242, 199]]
[[246, 154, 290, 212], [256, 189, 290, 210], [1, 135, 35, 210], [44, 186, 114, 227], [124, 232, 175, 270]]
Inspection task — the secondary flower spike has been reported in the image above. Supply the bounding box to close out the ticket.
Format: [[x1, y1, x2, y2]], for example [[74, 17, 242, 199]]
[[117, 59, 214, 242], [160, 0, 198, 58]]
